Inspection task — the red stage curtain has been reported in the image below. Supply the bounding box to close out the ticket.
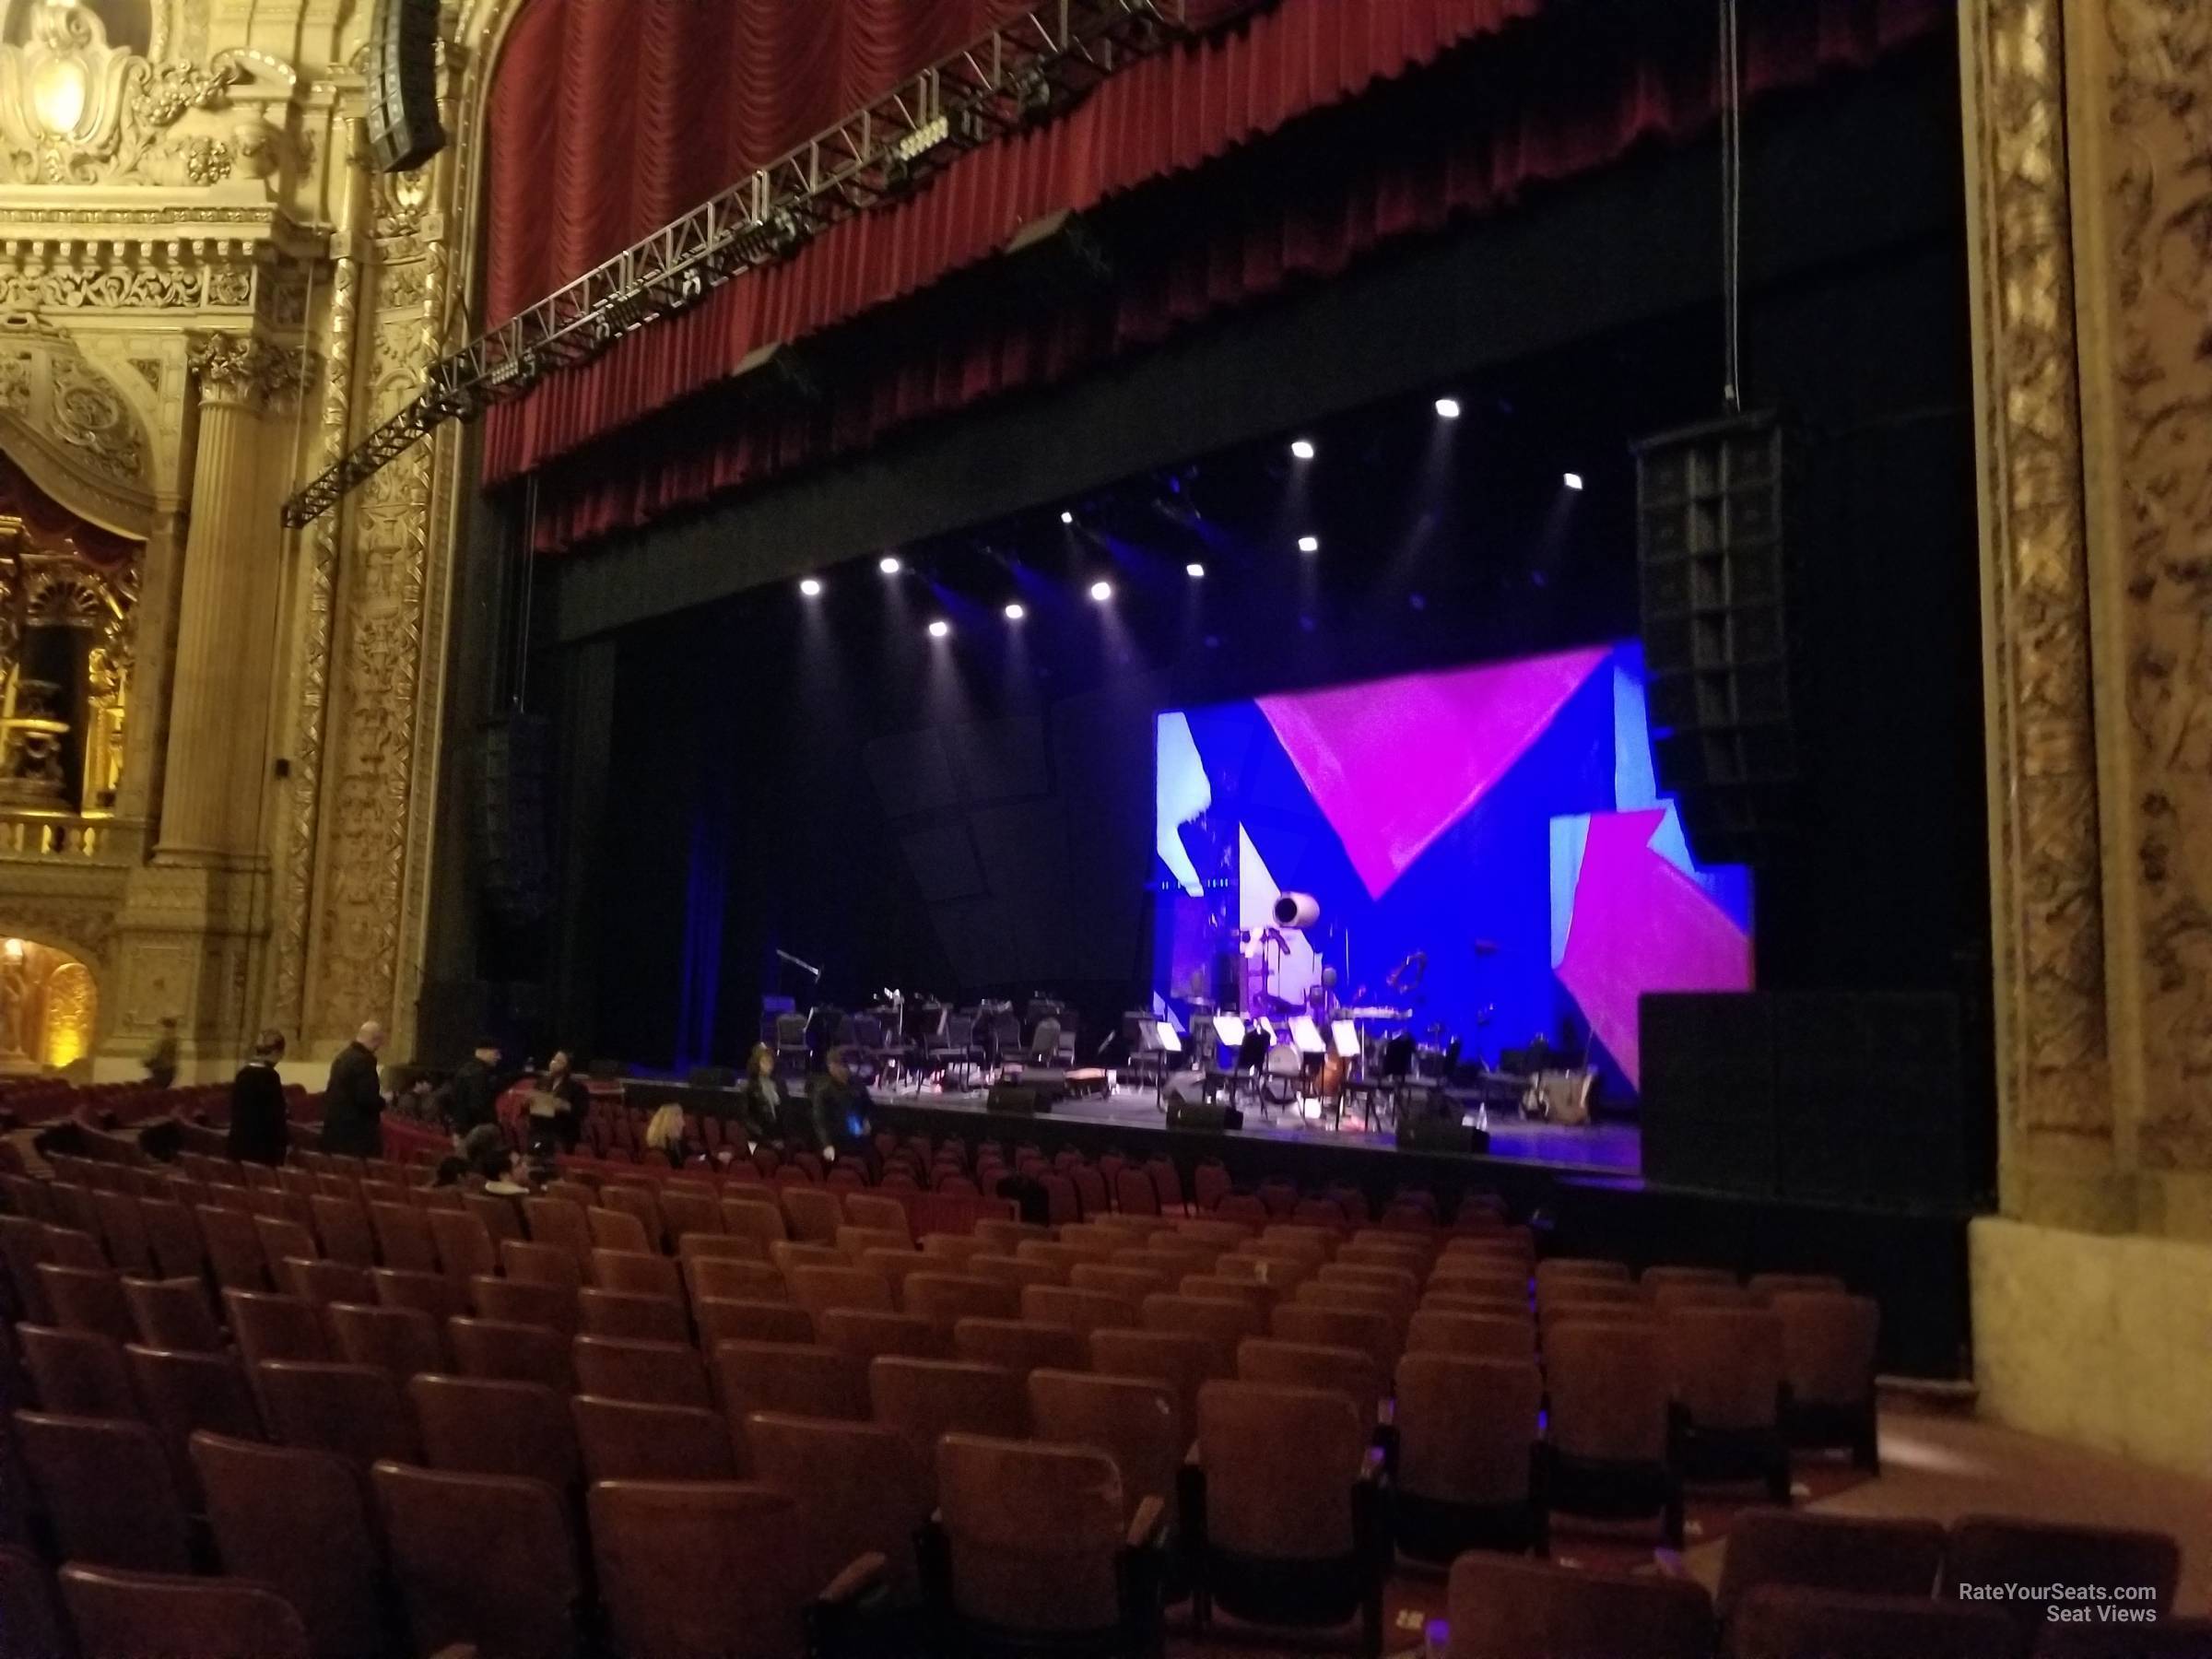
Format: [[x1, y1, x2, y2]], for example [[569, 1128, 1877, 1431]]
[[478, 0, 1944, 550]]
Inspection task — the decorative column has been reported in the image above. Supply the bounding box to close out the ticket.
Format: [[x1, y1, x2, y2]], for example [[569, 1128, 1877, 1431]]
[[155, 333, 283, 859], [1963, 0, 2212, 1478]]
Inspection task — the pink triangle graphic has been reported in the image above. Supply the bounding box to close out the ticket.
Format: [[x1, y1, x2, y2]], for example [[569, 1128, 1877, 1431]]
[[1255, 646, 1610, 899]]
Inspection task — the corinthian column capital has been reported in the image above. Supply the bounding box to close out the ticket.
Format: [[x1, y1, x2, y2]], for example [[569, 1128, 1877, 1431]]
[[188, 332, 312, 412]]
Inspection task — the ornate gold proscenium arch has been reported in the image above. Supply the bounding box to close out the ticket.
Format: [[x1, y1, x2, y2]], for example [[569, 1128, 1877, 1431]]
[[0, 931, 96, 1071]]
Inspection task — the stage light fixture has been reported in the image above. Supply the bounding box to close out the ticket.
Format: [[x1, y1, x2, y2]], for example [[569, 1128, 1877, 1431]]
[[1298, 535, 1320, 554], [878, 555, 902, 574], [1290, 438, 1316, 460], [798, 577, 823, 597], [1563, 472, 1584, 491], [1003, 602, 1026, 621], [1185, 561, 1206, 579], [1088, 580, 1113, 603], [927, 618, 950, 639], [1435, 396, 1462, 419], [1059, 510, 1075, 525]]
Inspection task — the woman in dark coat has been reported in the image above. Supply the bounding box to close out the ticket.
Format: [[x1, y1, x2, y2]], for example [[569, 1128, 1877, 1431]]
[[227, 1029, 291, 1166]]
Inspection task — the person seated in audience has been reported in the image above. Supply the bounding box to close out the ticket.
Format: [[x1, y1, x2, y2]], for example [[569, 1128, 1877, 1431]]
[[643, 1101, 690, 1169], [226, 1029, 290, 1167], [736, 1041, 783, 1143], [804, 1048, 875, 1157]]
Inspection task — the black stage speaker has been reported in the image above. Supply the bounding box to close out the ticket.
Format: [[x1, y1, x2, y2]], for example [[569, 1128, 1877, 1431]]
[[1167, 1100, 1242, 1133], [1394, 1116, 1490, 1156], [476, 714, 551, 923], [366, 0, 446, 173], [1643, 990, 1973, 1210], [1634, 412, 1799, 866], [986, 1082, 1053, 1116], [1641, 992, 1780, 1197]]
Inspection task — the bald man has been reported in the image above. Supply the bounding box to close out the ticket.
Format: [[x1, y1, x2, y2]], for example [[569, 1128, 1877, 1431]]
[[321, 1020, 388, 1158]]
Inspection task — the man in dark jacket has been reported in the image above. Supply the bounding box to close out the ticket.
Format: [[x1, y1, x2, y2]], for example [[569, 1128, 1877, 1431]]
[[441, 1039, 504, 1137], [227, 1029, 290, 1166], [321, 1021, 387, 1157]]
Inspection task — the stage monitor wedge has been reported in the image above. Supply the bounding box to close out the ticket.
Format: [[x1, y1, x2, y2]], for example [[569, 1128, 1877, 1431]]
[[366, 0, 446, 174], [1634, 410, 1801, 867]]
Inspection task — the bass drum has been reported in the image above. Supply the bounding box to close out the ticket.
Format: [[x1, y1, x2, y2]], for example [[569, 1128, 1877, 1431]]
[[1259, 1041, 1304, 1107]]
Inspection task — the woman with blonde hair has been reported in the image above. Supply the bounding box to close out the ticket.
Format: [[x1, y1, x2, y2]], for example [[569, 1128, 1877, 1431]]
[[643, 1101, 689, 1169]]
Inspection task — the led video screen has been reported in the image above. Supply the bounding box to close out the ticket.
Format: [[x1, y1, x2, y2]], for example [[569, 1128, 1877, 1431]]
[[1152, 642, 1753, 1094]]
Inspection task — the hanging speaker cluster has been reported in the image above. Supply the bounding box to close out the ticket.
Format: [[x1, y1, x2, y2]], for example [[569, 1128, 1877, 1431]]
[[1634, 410, 1801, 867], [366, 0, 446, 174]]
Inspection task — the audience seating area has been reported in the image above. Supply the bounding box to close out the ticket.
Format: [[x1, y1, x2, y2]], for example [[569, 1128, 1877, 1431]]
[[1, 1135, 2198, 1659]]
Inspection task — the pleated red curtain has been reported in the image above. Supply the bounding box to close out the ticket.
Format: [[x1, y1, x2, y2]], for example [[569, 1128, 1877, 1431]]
[[477, 0, 1946, 550]]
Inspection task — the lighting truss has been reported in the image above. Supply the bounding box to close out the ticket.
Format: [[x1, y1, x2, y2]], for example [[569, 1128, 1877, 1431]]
[[284, 0, 1189, 528]]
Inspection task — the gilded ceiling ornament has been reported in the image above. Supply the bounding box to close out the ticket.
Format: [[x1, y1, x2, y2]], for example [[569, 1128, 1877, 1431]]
[[0, 2, 239, 185]]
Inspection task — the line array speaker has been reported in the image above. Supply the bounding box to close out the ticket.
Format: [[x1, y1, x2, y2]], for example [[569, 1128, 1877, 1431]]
[[476, 714, 551, 923], [366, 0, 446, 174], [1634, 410, 1800, 866]]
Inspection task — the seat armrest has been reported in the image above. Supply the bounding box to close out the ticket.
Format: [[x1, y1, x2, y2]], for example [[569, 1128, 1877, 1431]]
[[1125, 1493, 1168, 1552], [819, 1553, 888, 1606]]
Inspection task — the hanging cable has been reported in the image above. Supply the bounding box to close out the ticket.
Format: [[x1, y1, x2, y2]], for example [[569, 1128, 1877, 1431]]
[[1718, 0, 1744, 413]]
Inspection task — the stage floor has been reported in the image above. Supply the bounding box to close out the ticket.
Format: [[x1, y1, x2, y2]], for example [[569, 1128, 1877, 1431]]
[[876, 1078, 1643, 1177]]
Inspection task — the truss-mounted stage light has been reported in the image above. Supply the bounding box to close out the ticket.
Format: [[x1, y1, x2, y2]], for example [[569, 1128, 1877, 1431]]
[[928, 619, 950, 639], [1435, 396, 1462, 419], [1088, 580, 1113, 603], [1290, 439, 1315, 461], [799, 577, 823, 597], [878, 555, 902, 575], [1060, 511, 1075, 525], [1004, 602, 1026, 621], [1298, 535, 1320, 554], [1563, 472, 1585, 491], [1185, 562, 1206, 579]]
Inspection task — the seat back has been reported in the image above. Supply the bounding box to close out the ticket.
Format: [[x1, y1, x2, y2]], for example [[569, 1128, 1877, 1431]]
[[747, 1411, 933, 1597], [19, 1323, 136, 1417], [373, 1461, 580, 1659], [14, 1411, 192, 1571], [1088, 1325, 1227, 1438], [522, 1197, 593, 1261], [870, 1356, 1028, 1470], [1140, 1292, 1262, 1368], [588, 1481, 819, 1659], [124, 1347, 261, 1502], [789, 1264, 894, 1320], [195, 1206, 269, 1290], [579, 1287, 689, 1344], [255, 1359, 420, 1468], [1546, 1323, 1667, 1463], [952, 1318, 1087, 1381], [59, 1565, 312, 1659], [1664, 1308, 1784, 1430], [1237, 1337, 1384, 1424], [1717, 1510, 1947, 1621], [588, 1205, 654, 1255], [500, 1238, 585, 1289], [449, 1316, 576, 1393], [37, 1264, 135, 1345], [815, 1306, 947, 1361], [373, 1265, 470, 1325], [781, 1185, 843, 1244], [367, 1203, 438, 1273], [1773, 1292, 1880, 1408], [1406, 1310, 1533, 1361], [409, 1373, 579, 1487], [471, 1272, 581, 1335], [1395, 1354, 1540, 1506], [573, 1394, 738, 1484], [123, 1277, 223, 1354], [1270, 1301, 1400, 1379], [192, 1431, 384, 1659], [328, 1300, 445, 1381], [1194, 1380, 1365, 1559], [1028, 1368, 1181, 1523], [0, 1542, 71, 1659], [1732, 1586, 2022, 1659], [309, 1196, 378, 1267], [936, 1433, 1126, 1634], [712, 1339, 871, 1437], [593, 1247, 684, 1303], [282, 1256, 377, 1308], [224, 1288, 331, 1368], [687, 1254, 786, 1304], [1446, 1554, 1715, 1659], [1020, 1285, 1139, 1338], [572, 1335, 710, 1409], [696, 1297, 816, 1348], [903, 1272, 1021, 1328]]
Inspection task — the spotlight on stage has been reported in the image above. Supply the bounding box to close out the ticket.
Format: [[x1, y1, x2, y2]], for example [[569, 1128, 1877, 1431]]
[[1290, 438, 1316, 461], [1088, 580, 1113, 603], [1298, 535, 1320, 555], [798, 577, 823, 597], [878, 555, 903, 574], [1059, 510, 1074, 525], [1563, 472, 1584, 491], [1003, 602, 1026, 621], [1272, 891, 1320, 927], [927, 618, 950, 639], [1435, 396, 1462, 419], [1185, 562, 1206, 580]]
